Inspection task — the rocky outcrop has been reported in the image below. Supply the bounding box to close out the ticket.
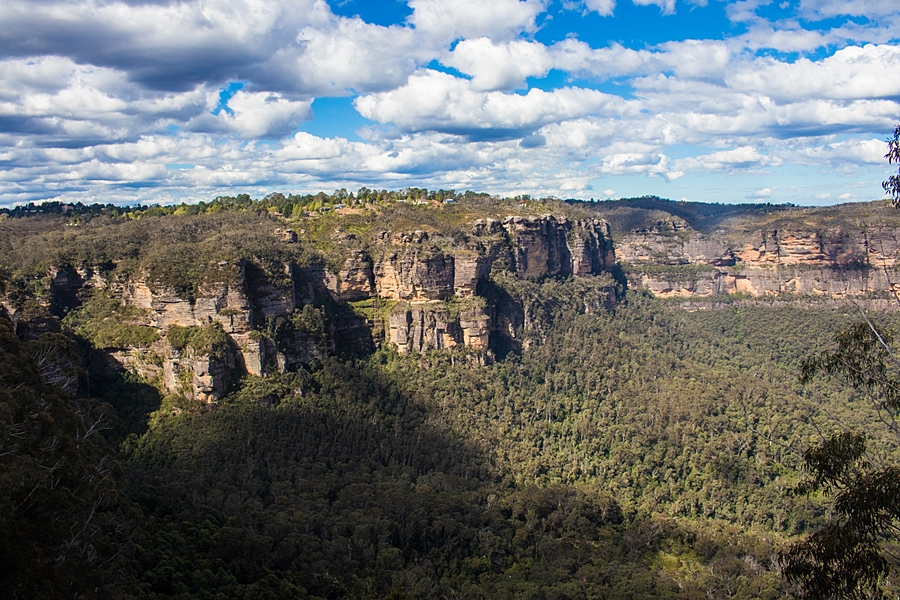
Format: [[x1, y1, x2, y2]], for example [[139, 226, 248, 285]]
[[304, 214, 616, 355], [498, 215, 614, 278], [452, 250, 496, 298], [160, 348, 232, 403], [375, 246, 455, 302], [325, 250, 374, 301], [504, 215, 571, 278], [622, 224, 900, 302], [387, 301, 491, 357], [122, 281, 252, 333], [570, 220, 617, 276], [11, 212, 619, 382], [617, 231, 733, 266]]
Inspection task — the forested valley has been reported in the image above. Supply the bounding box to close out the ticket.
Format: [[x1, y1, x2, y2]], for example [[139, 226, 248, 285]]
[[3, 194, 900, 599]]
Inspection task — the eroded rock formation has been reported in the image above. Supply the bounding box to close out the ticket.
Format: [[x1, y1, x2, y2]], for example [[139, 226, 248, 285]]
[[5, 213, 616, 402], [620, 224, 900, 302]]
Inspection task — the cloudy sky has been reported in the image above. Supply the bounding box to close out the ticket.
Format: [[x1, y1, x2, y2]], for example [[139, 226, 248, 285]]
[[1, 0, 899, 206]]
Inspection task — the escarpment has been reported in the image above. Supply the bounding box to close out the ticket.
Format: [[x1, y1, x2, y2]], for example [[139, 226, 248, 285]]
[[325, 214, 617, 356], [1, 211, 617, 403], [614, 209, 900, 304], [12, 197, 900, 406]]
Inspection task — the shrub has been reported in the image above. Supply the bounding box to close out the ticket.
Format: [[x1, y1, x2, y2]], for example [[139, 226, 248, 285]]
[[93, 324, 159, 348], [166, 323, 228, 359]]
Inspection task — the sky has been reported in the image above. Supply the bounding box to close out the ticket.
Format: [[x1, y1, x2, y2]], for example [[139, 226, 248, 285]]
[[1, 0, 899, 206]]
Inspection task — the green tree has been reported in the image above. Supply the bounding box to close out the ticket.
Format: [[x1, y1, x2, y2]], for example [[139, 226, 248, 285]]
[[884, 125, 900, 206], [783, 321, 900, 598]]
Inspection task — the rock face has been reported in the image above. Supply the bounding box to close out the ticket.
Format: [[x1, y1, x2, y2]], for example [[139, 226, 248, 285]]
[[387, 301, 491, 356], [29, 203, 900, 390], [352, 214, 615, 354], [364, 215, 614, 302], [375, 247, 455, 301], [8, 212, 617, 394], [494, 216, 615, 278], [327, 251, 374, 301], [620, 224, 900, 302]]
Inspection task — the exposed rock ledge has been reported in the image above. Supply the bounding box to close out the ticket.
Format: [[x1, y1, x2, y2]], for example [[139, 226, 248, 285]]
[[620, 225, 900, 301]]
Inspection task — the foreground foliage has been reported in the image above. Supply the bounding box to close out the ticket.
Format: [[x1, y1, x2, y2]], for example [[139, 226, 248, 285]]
[[0, 319, 128, 599], [783, 321, 900, 598]]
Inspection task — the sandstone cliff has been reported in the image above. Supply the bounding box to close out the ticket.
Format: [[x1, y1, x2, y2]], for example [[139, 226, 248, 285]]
[[2, 211, 616, 402], [613, 208, 900, 303], [318, 214, 616, 355]]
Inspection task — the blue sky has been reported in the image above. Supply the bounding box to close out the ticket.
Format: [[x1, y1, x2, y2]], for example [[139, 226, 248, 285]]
[[1, 0, 899, 206]]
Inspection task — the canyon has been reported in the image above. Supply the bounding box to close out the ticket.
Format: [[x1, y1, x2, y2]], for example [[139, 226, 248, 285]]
[[6, 197, 900, 405]]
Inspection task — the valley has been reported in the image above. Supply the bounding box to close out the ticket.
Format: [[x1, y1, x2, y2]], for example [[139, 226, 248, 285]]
[[3, 194, 900, 599]]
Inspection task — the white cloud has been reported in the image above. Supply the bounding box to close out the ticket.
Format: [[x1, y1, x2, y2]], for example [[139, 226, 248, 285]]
[[726, 0, 772, 23], [747, 187, 773, 198], [632, 0, 678, 16], [584, 0, 616, 16], [0, 0, 327, 90], [407, 0, 546, 42], [445, 38, 554, 90], [280, 17, 428, 96], [0, 0, 898, 205], [787, 138, 887, 168], [799, 0, 900, 19], [188, 91, 312, 138], [673, 147, 782, 173], [726, 45, 900, 103], [354, 70, 620, 137], [0, 0, 431, 97]]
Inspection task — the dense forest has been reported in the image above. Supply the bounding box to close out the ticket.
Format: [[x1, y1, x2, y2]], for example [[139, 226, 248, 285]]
[[2, 195, 899, 599]]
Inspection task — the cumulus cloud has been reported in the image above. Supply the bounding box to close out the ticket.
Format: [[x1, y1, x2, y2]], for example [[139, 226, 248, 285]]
[[726, 45, 900, 103], [747, 187, 773, 198], [187, 91, 312, 138], [407, 0, 546, 42], [799, 0, 899, 19], [583, 0, 616, 16], [446, 38, 660, 88], [0, 0, 429, 97], [354, 69, 621, 138], [632, 0, 677, 16], [786, 138, 887, 168], [0, 0, 326, 91], [444, 38, 554, 90], [0, 0, 898, 204], [0, 56, 209, 146], [271, 17, 428, 96], [673, 147, 783, 173]]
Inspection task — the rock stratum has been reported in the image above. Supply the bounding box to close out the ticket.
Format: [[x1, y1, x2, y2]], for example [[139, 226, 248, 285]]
[[7, 197, 900, 404], [616, 212, 900, 305], [2, 212, 616, 403]]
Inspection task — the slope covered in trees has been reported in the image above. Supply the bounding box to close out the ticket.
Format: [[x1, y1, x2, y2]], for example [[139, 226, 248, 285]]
[[2, 196, 900, 598]]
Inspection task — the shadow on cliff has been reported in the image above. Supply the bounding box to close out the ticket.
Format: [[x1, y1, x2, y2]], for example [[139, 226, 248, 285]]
[[76, 337, 163, 438], [124, 356, 508, 598], [476, 278, 524, 361]]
